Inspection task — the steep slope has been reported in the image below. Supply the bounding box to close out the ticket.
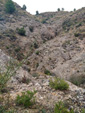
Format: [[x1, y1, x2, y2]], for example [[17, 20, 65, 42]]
[[0, 0, 85, 84], [27, 8, 85, 84], [0, 0, 85, 83], [0, 0, 56, 60], [0, 1, 85, 112], [0, 49, 85, 113]]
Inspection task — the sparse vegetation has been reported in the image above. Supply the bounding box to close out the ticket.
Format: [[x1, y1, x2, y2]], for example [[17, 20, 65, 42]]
[[41, 19, 47, 24], [26, 61, 30, 65], [57, 8, 60, 11], [74, 32, 80, 37], [36, 11, 39, 15], [44, 69, 51, 75], [74, 8, 76, 11], [70, 75, 85, 86], [62, 8, 64, 11], [0, 73, 8, 93], [0, 60, 17, 93], [36, 63, 39, 68], [32, 73, 39, 78], [62, 40, 71, 48], [6, 46, 9, 49], [0, 105, 15, 113], [17, 27, 26, 36], [49, 78, 69, 90], [16, 90, 36, 108], [22, 4, 27, 10], [29, 26, 34, 32], [35, 51, 40, 55], [74, 28, 85, 40], [21, 75, 30, 84], [81, 109, 85, 113], [3, 29, 17, 41], [76, 23, 82, 28], [62, 19, 73, 31], [0, 93, 16, 113], [0, 2, 85, 112], [54, 101, 74, 113], [16, 52, 24, 61], [34, 42, 38, 49], [15, 47, 21, 52], [5, 0, 16, 14]]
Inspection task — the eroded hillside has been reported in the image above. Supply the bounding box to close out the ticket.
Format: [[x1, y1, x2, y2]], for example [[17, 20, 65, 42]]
[[27, 8, 85, 82], [0, 0, 56, 60], [0, 0, 85, 112]]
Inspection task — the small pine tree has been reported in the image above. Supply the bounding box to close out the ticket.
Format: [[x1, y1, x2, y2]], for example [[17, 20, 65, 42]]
[[62, 8, 64, 11], [36, 11, 39, 15], [22, 4, 27, 10], [57, 8, 60, 12], [5, 0, 15, 14], [74, 8, 76, 11]]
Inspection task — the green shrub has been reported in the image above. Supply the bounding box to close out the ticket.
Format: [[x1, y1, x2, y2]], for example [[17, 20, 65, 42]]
[[62, 19, 73, 31], [29, 26, 34, 32], [74, 32, 80, 37], [6, 46, 9, 49], [49, 78, 69, 90], [35, 51, 39, 55], [0, 60, 16, 93], [41, 19, 47, 24], [44, 69, 51, 75], [34, 42, 38, 49], [0, 105, 6, 113], [5, 0, 16, 14], [76, 23, 82, 28], [0, 60, 22, 93], [26, 61, 30, 65], [0, 73, 8, 93], [41, 109, 46, 113], [16, 90, 36, 108], [36, 63, 39, 68], [54, 101, 74, 113], [81, 109, 85, 113], [16, 52, 24, 61], [54, 101, 69, 113], [0, 105, 15, 113], [17, 27, 26, 36], [15, 47, 21, 52]]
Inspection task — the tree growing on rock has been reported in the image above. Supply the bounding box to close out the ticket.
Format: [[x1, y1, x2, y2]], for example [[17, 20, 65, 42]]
[[5, 0, 16, 14], [22, 4, 27, 10]]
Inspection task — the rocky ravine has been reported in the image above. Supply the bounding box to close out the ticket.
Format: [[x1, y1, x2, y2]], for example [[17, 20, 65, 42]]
[[0, 50, 85, 113], [0, 1, 85, 112]]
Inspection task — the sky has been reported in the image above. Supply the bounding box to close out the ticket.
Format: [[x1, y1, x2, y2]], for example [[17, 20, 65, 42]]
[[13, 0, 85, 14]]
